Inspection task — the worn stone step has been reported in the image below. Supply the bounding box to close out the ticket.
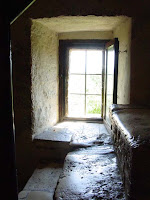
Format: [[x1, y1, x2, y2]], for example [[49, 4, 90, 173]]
[[33, 122, 112, 160], [19, 122, 125, 200], [55, 146, 125, 200], [70, 123, 113, 148], [33, 124, 74, 161], [69, 144, 115, 155], [18, 162, 63, 200]]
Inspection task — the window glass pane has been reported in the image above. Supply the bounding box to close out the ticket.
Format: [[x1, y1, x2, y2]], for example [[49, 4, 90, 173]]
[[68, 75, 85, 94], [86, 75, 101, 94], [68, 94, 85, 117], [107, 47, 114, 74], [67, 48, 103, 119], [86, 50, 102, 74], [107, 75, 114, 95], [86, 95, 101, 115], [69, 49, 85, 74]]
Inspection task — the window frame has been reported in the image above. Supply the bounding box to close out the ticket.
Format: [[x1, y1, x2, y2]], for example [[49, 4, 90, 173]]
[[103, 38, 119, 129], [59, 39, 109, 122]]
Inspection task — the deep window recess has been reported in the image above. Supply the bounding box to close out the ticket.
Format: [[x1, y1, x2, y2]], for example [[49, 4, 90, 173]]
[[59, 39, 118, 122], [103, 38, 119, 127]]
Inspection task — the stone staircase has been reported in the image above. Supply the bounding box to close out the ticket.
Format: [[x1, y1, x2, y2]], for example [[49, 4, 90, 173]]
[[18, 122, 125, 200]]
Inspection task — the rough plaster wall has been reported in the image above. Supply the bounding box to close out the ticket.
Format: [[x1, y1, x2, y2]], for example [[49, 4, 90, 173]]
[[59, 31, 113, 40], [31, 20, 59, 137], [113, 18, 131, 104], [34, 16, 126, 32]]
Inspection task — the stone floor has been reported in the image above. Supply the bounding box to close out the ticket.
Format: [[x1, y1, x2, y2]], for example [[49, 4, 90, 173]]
[[18, 162, 63, 200], [19, 122, 125, 200], [55, 145, 125, 200]]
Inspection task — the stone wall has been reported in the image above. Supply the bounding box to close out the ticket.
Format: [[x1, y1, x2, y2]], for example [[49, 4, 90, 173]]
[[59, 31, 113, 40], [114, 18, 131, 104], [31, 20, 59, 137]]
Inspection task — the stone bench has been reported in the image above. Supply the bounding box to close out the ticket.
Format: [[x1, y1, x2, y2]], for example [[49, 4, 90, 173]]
[[109, 104, 150, 200]]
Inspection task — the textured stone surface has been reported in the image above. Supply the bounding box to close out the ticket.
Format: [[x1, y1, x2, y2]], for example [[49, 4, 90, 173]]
[[55, 145, 125, 200], [34, 16, 127, 32], [33, 122, 74, 161], [18, 191, 30, 199], [70, 123, 112, 147], [114, 18, 131, 104], [59, 31, 113, 40], [33, 122, 113, 163], [23, 162, 62, 193], [18, 162, 62, 199], [34, 122, 111, 148], [109, 104, 149, 115], [19, 191, 53, 200], [34, 124, 73, 142], [110, 106, 150, 146], [26, 191, 53, 200], [31, 20, 59, 137], [110, 104, 150, 199], [19, 122, 126, 200], [18, 162, 63, 199]]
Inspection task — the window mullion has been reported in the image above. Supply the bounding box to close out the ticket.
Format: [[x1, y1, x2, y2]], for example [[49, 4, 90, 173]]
[[101, 49, 105, 118], [85, 50, 87, 116]]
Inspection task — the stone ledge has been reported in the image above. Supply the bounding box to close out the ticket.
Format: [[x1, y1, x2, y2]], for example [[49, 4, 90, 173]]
[[33, 126, 74, 150], [33, 124, 75, 161], [110, 105, 150, 147], [18, 162, 63, 200], [109, 104, 150, 199], [34, 127, 73, 143]]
